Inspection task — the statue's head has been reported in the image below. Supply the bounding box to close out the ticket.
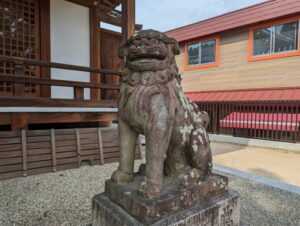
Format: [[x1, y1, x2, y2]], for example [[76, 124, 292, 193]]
[[119, 30, 180, 82]]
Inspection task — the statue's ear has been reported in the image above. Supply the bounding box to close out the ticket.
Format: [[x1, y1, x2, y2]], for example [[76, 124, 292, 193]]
[[169, 38, 180, 55], [118, 42, 129, 58]]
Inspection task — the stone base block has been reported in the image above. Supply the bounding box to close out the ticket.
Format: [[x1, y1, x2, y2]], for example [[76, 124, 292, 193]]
[[104, 173, 229, 224], [92, 189, 240, 226]]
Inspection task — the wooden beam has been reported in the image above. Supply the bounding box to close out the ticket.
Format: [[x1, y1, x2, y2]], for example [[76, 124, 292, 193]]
[[0, 97, 117, 108], [99, 11, 122, 27], [65, 0, 97, 7], [21, 130, 27, 177], [75, 128, 81, 168], [90, 5, 102, 100], [40, 0, 51, 98], [25, 112, 117, 124], [0, 75, 120, 90], [127, 0, 135, 37], [11, 63, 28, 131], [122, 0, 135, 41], [0, 112, 117, 125], [0, 114, 11, 125], [97, 128, 105, 165], [74, 87, 84, 100], [13, 64, 25, 97], [11, 113, 28, 131], [98, 11, 142, 31], [100, 28, 122, 37], [51, 129, 57, 172], [0, 55, 122, 76]]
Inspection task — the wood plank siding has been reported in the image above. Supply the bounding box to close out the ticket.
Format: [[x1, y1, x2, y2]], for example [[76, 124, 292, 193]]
[[0, 127, 142, 180], [176, 28, 300, 92]]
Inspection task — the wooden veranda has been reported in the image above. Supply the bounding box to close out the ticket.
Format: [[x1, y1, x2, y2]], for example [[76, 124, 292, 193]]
[[0, 0, 139, 131], [0, 0, 142, 180]]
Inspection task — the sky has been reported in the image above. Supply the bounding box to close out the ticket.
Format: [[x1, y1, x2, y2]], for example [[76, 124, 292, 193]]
[[135, 0, 266, 32]]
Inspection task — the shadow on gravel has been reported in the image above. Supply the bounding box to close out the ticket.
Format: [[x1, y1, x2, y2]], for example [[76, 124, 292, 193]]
[[248, 168, 283, 181], [211, 142, 246, 156]]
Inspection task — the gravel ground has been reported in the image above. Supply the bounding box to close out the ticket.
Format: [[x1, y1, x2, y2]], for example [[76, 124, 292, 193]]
[[1, 160, 300, 226], [0, 160, 143, 226], [215, 170, 300, 226]]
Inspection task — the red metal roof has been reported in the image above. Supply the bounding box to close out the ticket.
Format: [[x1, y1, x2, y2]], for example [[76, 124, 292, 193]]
[[165, 0, 300, 42], [185, 88, 300, 102]]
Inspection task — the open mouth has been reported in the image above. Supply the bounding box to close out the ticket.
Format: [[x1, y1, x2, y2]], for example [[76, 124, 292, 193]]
[[128, 47, 166, 62], [131, 58, 158, 64]]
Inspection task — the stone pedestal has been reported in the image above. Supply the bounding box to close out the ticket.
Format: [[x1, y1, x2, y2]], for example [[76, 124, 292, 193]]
[[92, 173, 240, 226]]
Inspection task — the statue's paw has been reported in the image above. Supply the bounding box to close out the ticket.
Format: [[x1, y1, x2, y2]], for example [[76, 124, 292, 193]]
[[177, 168, 202, 190], [138, 163, 146, 176], [139, 180, 161, 198], [111, 170, 133, 184]]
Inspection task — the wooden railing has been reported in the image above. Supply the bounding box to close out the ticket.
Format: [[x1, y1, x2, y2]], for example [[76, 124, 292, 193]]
[[0, 55, 121, 108]]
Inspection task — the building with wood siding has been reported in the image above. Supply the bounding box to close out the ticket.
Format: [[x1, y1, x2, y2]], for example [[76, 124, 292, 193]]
[[166, 0, 300, 143], [0, 0, 141, 180]]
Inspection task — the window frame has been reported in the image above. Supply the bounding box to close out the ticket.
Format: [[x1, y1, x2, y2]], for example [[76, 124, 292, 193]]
[[248, 16, 300, 62], [184, 35, 220, 71]]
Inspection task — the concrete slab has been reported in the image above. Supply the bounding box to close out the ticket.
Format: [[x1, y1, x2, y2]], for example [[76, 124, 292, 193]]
[[211, 142, 300, 187], [209, 134, 300, 153]]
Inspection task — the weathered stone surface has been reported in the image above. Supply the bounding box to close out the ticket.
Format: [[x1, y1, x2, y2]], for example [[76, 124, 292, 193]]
[[111, 29, 213, 198], [92, 189, 240, 226], [92, 30, 241, 226], [105, 173, 228, 224]]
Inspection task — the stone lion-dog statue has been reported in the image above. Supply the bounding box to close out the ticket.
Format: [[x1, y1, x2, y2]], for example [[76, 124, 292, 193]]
[[111, 30, 212, 198]]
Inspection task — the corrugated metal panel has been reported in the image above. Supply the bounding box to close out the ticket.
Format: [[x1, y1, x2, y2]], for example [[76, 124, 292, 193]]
[[185, 88, 300, 102], [166, 0, 300, 42]]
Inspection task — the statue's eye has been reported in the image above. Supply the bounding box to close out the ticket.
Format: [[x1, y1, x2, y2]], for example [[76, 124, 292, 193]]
[[150, 38, 159, 44], [133, 40, 140, 46]]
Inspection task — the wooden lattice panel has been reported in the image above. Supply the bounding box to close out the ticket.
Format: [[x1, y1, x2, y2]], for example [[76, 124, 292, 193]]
[[0, 0, 40, 96]]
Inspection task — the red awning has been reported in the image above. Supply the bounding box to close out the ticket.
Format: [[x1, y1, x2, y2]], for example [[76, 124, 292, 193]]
[[185, 88, 300, 102], [220, 112, 300, 131]]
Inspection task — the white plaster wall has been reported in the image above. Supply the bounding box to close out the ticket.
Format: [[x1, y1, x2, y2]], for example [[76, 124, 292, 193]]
[[50, 0, 90, 99]]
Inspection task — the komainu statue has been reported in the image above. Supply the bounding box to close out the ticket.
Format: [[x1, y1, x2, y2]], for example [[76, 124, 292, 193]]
[[111, 30, 212, 198]]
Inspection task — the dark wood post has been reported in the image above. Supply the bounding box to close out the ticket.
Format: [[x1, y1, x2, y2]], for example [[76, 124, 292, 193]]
[[90, 5, 101, 100], [40, 0, 51, 98], [122, 0, 135, 41], [74, 87, 84, 100], [11, 61, 28, 131], [13, 62, 25, 97]]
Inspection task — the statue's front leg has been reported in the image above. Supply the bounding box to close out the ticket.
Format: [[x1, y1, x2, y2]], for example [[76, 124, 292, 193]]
[[139, 95, 174, 198], [111, 117, 138, 183]]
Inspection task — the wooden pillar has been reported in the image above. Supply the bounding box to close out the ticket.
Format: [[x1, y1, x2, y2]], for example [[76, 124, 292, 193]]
[[90, 5, 101, 100], [11, 113, 28, 131], [11, 63, 28, 131], [122, 0, 135, 41], [40, 0, 51, 98], [74, 87, 84, 100]]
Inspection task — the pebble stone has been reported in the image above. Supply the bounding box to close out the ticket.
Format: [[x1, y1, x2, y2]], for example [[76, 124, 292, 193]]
[[215, 170, 300, 226], [0, 160, 299, 226]]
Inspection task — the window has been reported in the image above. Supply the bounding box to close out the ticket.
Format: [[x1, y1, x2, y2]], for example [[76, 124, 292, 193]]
[[249, 17, 300, 61], [185, 36, 219, 70]]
